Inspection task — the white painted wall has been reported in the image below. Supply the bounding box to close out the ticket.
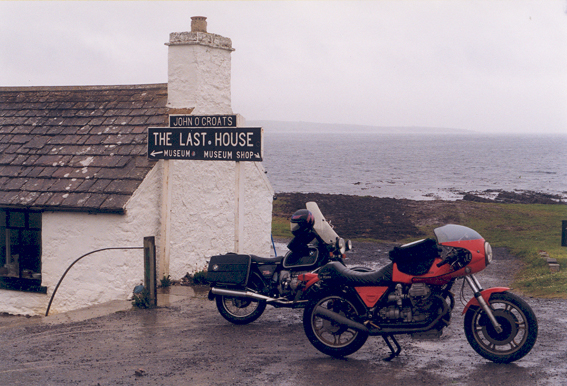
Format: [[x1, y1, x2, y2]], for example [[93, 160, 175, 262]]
[[167, 159, 273, 279]]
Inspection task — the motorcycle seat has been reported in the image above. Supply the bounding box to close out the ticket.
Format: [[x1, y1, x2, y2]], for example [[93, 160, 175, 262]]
[[318, 261, 393, 286], [250, 254, 284, 264]]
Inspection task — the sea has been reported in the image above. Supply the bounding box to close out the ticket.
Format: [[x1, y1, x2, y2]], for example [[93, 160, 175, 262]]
[[261, 131, 567, 201]]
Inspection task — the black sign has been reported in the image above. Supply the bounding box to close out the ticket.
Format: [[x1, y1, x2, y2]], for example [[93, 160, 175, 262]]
[[148, 127, 262, 162], [169, 114, 237, 128]]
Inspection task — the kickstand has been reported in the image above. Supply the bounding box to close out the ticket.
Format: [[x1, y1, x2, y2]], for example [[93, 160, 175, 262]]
[[382, 334, 402, 361]]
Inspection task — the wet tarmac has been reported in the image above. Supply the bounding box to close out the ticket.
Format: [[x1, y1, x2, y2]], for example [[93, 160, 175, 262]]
[[0, 244, 565, 386]]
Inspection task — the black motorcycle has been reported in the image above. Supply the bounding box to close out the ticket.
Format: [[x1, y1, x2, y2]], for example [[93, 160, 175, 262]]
[[206, 202, 364, 325]]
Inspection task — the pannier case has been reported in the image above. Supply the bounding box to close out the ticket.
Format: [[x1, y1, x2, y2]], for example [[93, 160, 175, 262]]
[[206, 253, 251, 286]]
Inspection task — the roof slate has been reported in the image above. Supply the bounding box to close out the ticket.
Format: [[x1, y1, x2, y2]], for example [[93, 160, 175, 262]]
[[0, 84, 168, 213]]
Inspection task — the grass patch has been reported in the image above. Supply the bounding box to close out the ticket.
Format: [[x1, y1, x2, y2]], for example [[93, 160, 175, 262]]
[[272, 216, 292, 239]]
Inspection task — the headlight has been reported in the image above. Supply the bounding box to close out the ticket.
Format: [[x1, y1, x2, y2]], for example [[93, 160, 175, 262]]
[[338, 238, 346, 255], [484, 242, 493, 265], [345, 239, 353, 252]]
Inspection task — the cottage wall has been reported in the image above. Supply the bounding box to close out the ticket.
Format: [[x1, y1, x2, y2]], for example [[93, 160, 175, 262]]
[[0, 165, 162, 316], [168, 160, 273, 278]]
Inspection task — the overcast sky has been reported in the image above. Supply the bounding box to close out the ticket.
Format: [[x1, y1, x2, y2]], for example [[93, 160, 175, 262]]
[[1, 1, 566, 134]]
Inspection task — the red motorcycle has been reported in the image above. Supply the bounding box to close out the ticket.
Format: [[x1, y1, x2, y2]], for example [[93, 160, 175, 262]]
[[299, 224, 538, 363]]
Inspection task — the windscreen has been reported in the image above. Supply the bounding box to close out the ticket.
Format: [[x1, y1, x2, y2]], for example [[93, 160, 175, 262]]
[[306, 202, 339, 245], [434, 224, 483, 243]]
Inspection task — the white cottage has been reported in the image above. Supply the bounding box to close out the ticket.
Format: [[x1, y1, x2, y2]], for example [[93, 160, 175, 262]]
[[0, 17, 274, 316]]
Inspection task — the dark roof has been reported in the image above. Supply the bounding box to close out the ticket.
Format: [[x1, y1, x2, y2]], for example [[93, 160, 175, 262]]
[[0, 84, 169, 214]]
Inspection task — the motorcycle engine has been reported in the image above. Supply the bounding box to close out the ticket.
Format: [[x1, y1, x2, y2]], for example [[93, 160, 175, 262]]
[[277, 270, 303, 298], [378, 283, 435, 323]]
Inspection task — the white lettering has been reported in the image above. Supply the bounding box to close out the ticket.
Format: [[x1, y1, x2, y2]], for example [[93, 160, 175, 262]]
[[204, 150, 233, 159], [163, 149, 193, 158], [172, 116, 193, 127], [157, 132, 171, 146], [237, 151, 258, 160]]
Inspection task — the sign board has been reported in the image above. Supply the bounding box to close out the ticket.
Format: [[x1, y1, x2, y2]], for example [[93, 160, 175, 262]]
[[148, 127, 262, 162], [169, 114, 237, 128]]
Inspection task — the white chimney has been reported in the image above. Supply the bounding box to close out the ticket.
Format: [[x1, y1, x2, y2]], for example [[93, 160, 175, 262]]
[[166, 16, 235, 114]]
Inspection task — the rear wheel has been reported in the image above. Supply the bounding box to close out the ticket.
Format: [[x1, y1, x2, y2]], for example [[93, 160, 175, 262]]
[[215, 273, 267, 325], [464, 292, 538, 363], [303, 292, 368, 357]]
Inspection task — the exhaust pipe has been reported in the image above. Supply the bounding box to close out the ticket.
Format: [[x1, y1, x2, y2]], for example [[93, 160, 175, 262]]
[[210, 287, 305, 306], [211, 287, 273, 302], [314, 306, 369, 333]]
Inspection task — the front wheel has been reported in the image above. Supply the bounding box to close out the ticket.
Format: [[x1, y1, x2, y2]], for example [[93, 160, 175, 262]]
[[303, 292, 368, 357], [215, 273, 267, 325], [464, 292, 538, 363]]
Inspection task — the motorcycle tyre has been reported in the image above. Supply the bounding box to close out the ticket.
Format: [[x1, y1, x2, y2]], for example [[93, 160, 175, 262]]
[[464, 292, 538, 363], [215, 273, 267, 325], [303, 292, 368, 358]]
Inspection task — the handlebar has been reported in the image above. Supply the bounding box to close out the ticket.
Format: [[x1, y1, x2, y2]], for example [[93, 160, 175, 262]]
[[436, 248, 472, 270]]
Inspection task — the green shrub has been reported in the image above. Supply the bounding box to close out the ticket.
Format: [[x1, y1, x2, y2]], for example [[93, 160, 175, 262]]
[[160, 274, 172, 288]]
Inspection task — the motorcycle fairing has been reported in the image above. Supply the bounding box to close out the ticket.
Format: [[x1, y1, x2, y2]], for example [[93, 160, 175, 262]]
[[434, 224, 488, 275], [282, 247, 319, 269], [439, 239, 487, 275], [392, 241, 489, 285], [306, 201, 340, 245], [461, 287, 510, 315], [355, 286, 389, 307], [434, 224, 483, 243]]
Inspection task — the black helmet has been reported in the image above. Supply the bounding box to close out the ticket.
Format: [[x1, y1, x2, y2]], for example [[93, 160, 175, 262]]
[[290, 209, 315, 235]]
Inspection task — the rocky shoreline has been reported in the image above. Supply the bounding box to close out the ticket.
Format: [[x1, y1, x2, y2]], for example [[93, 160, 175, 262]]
[[273, 190, 564, 242]]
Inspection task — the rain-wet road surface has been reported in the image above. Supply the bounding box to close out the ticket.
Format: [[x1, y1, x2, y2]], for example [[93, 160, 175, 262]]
[[0, 244, 565, 386]]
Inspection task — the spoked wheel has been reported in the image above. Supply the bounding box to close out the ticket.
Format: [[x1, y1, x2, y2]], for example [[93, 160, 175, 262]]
[[464, 292, 538, 363], [215, 274, 267, 325], [303, 293, 368, 357]]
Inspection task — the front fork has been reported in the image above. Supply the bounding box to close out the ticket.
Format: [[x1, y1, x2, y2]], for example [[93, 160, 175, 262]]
[[463, 274, 504, 334]]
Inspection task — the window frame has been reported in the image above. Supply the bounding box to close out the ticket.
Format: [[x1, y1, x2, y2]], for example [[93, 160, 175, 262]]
[[0, 209, 46, 294]]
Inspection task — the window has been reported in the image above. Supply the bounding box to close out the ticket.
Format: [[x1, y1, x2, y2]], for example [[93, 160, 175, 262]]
[[0, 209, 45, 293]]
